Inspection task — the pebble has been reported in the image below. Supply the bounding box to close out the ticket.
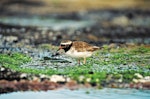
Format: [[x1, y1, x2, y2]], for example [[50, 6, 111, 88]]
[[134, 73, 143, 79], [0, 67, 5, 71], [4, 36, 18, 42], [132, 79, 138, 83], [86, 78, 91, 82], [112, 16, 130, 26], [133, 75, 150, 83], [32, 76, 41, 82], [144, 76, 150, 80], [79, 75, 85, 82], [50, 75, 67, 83], [20, 73, 28, 79]]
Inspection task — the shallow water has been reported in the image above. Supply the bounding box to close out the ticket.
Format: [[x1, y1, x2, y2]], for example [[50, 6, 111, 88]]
[[0, 16, 95, 30], [0, 88, 150, 99]]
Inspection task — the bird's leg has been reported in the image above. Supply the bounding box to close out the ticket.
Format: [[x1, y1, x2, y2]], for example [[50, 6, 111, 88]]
[[83, 57, 86, 64], [78, 59, 80, 65]]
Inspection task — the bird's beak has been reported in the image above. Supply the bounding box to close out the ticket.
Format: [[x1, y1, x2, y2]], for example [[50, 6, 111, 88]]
[[57, 46, 62, 51]]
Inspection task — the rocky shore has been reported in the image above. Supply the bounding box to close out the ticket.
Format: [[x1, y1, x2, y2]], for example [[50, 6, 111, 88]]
[[0, 8, 150, 93]]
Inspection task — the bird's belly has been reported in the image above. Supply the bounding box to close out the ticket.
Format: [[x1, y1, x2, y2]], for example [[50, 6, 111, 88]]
[[66, 51, 92, 58]]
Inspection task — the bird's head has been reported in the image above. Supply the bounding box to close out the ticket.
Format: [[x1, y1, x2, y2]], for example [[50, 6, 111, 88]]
[[57, 40, 73, 52]]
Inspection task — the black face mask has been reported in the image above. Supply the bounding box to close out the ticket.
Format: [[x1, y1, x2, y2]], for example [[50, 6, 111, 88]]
[[62, 43, 72, 52]]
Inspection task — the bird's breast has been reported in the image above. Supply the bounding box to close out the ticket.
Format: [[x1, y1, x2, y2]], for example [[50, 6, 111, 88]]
[[65, 49, 92, 58]]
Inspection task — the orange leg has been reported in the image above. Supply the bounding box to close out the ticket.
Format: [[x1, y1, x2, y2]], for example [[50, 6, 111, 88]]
[[78, 59, 80, 65], [83, 57, 86, 64]]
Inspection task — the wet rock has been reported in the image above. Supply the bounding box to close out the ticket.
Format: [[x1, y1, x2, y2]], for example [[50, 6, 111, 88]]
[[143, 82, 150, 89], [132, 74, 150, 83], [0, 9, 150, 45], [125, 43, 137, 47], [0, 65, 73, 93], [86, 78, 91, 83], [112, 16, 130, 26], [0, 79, 61, 93], [87, 34, 99, 41], [50, 75, 70, 83], [78, 75, 85, 82], [132, 79, 139, 83], [20, 73, 28, 79], [65, 80, 78, 90], [0, 66, 22, 81], [108, 43, 118, 49], [134, 73, 143, 79]]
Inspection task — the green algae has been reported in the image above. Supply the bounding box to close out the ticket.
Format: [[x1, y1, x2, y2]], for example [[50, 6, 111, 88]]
[[0, 46, 150, 86], [0, 53, 31, 71]]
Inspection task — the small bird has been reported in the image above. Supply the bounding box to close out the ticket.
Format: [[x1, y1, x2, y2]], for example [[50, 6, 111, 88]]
[[57, 40, 100, 64]]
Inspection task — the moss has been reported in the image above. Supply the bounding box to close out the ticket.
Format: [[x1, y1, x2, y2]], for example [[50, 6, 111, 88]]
[[68, 46, 150, 84], [0, 53, 31, 72], [0, 53, 31, 67], [130, 46, 150, 54], [0, 45, 150, 86]]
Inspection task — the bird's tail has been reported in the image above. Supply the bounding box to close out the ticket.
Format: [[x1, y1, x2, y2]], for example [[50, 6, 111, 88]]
[[93, 46, 101, 51]]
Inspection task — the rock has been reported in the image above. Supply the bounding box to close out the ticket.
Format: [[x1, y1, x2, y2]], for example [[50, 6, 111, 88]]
[[144, 76, 150, 81], [108, 43, 118, 49], [87, 34, 98, 41], [50, 75, 66, 83], [78, 75, 85, 82], [0, 79, 61, 93], [132, 75, 150, 84], [143, 82, 150, 89], [20, 73, 28, 79], [65, 80, 78, 90], [112, 16, 130, 26], [40, 74, 49, 79], [0, 67, 5, 71], [86, 78, 91, 82], [4, 36, 18, 42], [32, 76, 41, 82], [134, 73, 143, 79], [138, 79, 146, 83], [133, 78, 138, 83], [125, 43, 136, 47]]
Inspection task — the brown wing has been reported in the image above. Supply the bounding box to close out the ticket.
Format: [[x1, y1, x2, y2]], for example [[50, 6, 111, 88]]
[[73, 41, 99, 52], [86, 46, 100, 51]]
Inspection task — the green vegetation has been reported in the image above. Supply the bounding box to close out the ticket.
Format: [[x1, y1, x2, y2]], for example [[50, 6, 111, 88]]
[[0, 53, 31, 71], [0, 53, 57, 75], [0, 46, 150, 86], [61, 45, 150, 84]]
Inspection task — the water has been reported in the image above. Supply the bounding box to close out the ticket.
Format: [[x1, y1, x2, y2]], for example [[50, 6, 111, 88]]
[[0, 88, 150, 99], [0, 16, 95, 30]]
